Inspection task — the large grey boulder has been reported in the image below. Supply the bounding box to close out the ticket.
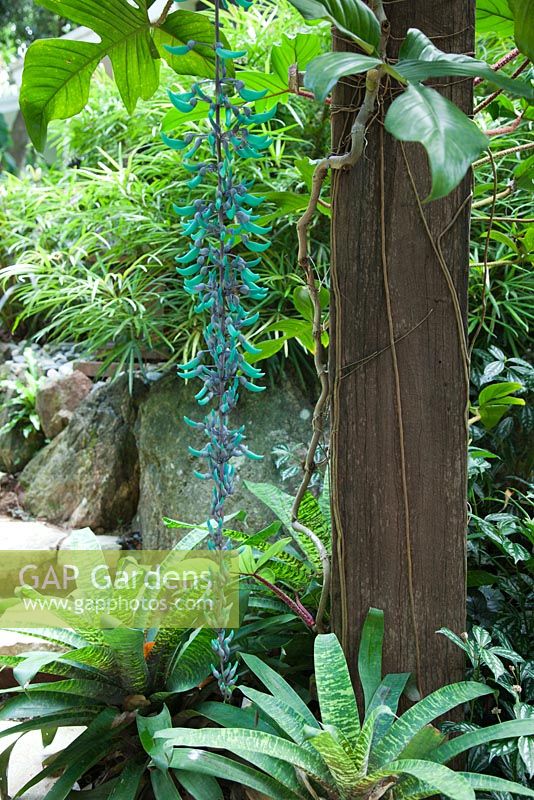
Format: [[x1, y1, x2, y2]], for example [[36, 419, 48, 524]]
[[135, 374, 314, 549], [20, 377, 146, 531], [36, 369, 93, 439]]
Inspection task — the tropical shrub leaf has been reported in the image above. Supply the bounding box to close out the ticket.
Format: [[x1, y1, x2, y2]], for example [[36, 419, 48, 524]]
[[396, 28, 534, 99], [20, 0, 219, 150], [384, 83, 488, 201], [429, 718, 534, 764], [304, 52, 383, 102], [287, 0, 381, 54]]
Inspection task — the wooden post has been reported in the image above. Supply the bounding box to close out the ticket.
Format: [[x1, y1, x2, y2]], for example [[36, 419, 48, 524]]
[[330, 1, 474, 696]]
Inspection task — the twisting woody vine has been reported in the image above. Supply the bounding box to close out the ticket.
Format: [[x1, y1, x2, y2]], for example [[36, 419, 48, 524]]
[[162, 0, 276, 699]]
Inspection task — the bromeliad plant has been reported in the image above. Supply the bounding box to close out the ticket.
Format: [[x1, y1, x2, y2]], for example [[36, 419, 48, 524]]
[[154, 609, 534, 800]]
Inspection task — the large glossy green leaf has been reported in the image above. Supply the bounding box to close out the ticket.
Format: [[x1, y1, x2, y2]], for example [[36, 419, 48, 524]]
[[370, 681, 493, 767], [170, 750, 301, 800], [460, 771, 534, 797], [384, 83, 488, 201], [287, 0, 381, 54], [430, 718, 534, 764], [304, 51, 382, 102], [19, 0, 218, 150], [138, 706, 172, 771], [157, 727, 330, 783], [396, 29, 533, 99], [153, 9, 221, 79], [476, 0, 514, 35], [358, 608, 384, 713], [510, 0, 534, 60], [315, 633, 361, 747]]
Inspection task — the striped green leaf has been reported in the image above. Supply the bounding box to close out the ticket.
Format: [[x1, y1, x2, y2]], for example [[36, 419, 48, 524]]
[[353, 705, 393, 775], [460, 771, 534, 797], [102, 628, 148, 693], [166, 628, 215, 693], [170, 749, 302, 800], [307, 730, 359, 791], [239, 685, 310, 744], [0, 691, 104, 720], [315, 634, 361, 746], [366, 759, 475, 800], [240, 652, 319, 729], [370, 682, 493, 767], [157, 727, 330, 783], [430, 718, 534, 764], [0, 712, 98, 741], [0, 627, 91, 649], [367, 673, 411, 740], [358, 608, 384, 713], [2, 678, 123, 704]]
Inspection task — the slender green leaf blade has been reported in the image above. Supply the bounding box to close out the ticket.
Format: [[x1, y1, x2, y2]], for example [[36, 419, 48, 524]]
[[461, 771, 534, 797], [315, 633, 361, 746], [430, 718, 534, 764], [358, 608, 384, 713]]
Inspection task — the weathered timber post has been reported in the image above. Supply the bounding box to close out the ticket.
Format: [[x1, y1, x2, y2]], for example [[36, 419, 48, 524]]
[[330, 0, 474, 696]]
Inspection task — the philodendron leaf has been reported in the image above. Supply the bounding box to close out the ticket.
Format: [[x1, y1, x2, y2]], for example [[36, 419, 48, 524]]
[[20, 0, 219, 150], [396, 28, 534, 100], [476, 0, 514, 36], [509, 0, 534, 60], [384, 83, 488, 201], [287, 0, 381, 55], [304, 52, 383, 102]]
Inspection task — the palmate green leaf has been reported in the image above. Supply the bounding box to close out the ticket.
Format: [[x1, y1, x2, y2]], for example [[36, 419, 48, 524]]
[[170, 749, 301, 800], [396, 29, 534, 100], [430, 718, 534, 764], [370, 681, 493, 767], [157, 727, 330, 783], [384, 83, 488, 201], [287, 0, 381, 55], [460, 771, 534, 797], [358, 607, 384, 713], [304, 51, 383, 102], [315, 634, 361, 747], [20, 0, 219, 150]]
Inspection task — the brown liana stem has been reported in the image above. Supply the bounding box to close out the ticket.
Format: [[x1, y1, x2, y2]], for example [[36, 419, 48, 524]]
[[291, 1, 389, 635]]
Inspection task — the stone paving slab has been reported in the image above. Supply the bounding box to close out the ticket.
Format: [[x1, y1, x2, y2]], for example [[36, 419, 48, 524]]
[[0, 723, 85, 798]]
